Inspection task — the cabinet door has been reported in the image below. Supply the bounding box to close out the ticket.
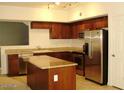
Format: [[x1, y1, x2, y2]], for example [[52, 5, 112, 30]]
[[60, 52, 73, 62], [76, 22, 85, 32], [71, 21, 92, 39], [109, 15, 124, 89], [50, 23, 62, 39], [71, 23, 78, 39], [84, 20, 93, 30], [8, 54, 19, 75], [92, 17, 108, 30], [61, 24, 71, 39], [31, 22, 51, 29]]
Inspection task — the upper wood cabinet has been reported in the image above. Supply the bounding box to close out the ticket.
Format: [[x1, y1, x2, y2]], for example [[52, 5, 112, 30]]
[[61, 24, 71, 39], [83, 20, 93, 30], [31, 22, 51, 29], [31, 16, 108, 39], [71, 21, 92, 39], [71, 23, 78, 39], [50, 23, 62, 39], [31, 22, 71, 39], [49, 23, 72, 39], [92, 16, 108, 30], [71, 16, 108, 38]]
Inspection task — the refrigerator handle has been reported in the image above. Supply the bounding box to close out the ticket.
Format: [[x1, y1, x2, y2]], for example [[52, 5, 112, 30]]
[[83, 43, 88, 55], [89, 39, 92, 59]]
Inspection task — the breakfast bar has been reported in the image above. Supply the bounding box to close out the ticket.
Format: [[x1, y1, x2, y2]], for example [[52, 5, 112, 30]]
[[27, 55, 77, 90]]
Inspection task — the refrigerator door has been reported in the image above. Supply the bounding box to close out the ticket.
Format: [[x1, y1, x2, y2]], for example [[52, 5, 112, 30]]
[[85, 30, 103, 84], [84, 31, 91, 58]]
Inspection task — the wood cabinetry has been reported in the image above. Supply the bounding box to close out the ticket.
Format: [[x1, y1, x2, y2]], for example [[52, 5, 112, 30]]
[[31, 22, 51, 29], [83, 20, 93, 30], [50, 23, 71, 39], [31, 16, 108, 39], [50, 23, 62, 39], [31, 22, 71, 39], [71, 16, 108, 38], [71, 22, 86, 39], [33, 52, 73, 62], [59, 52, 73, 62], [71, 23, 78, 39], [92, 16, 108, 30], [27, 62, 76, 90], [8, 54, 19, 76], [61, 24, 71, 39]]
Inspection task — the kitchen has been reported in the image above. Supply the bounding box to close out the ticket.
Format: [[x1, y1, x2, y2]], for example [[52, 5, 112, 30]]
[[0, 2, 124, 90]]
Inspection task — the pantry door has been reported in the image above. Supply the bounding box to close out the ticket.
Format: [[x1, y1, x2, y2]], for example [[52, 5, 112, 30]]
[[109, 15, 124, 89]]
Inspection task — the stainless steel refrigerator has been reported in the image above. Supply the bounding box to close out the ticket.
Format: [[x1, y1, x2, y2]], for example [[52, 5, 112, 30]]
[[83, 29, 108, 85]]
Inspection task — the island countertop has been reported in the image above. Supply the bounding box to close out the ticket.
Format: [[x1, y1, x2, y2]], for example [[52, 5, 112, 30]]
[[29, 55, 77, 69]]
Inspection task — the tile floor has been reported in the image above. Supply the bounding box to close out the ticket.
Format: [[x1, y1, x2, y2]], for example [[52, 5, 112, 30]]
[[3, 75, 118, 90], [0, 76, 30, 90]]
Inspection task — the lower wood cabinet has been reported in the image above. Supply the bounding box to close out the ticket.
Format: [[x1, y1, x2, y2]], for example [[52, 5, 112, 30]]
[[33, 52, 84, 76], [27, 62, 76, 90], [7, 52, 83, 76], [8, 54, 19, 76], [33, 52, 73, 62]]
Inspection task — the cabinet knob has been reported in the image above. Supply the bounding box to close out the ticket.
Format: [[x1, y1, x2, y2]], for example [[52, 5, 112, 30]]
[[112, 54, 115, 57]]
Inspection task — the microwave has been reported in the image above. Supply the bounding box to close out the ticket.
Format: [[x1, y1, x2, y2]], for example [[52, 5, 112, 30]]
[[78, 32, 85, 39]]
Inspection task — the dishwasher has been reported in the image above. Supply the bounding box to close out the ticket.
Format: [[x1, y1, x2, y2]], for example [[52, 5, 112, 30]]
[[19, 53, 33, 75]]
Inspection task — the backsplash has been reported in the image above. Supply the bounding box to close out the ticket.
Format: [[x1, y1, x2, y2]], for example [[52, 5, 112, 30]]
[[29, 29, 84, 48]]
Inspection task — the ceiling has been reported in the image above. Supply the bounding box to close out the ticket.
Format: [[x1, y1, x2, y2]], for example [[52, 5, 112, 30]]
[[0, 2, 88, 9]]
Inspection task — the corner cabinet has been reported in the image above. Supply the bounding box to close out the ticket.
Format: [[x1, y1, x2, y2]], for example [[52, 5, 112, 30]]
[[92, 16, 108, 30], [71, 16, 108, 38]]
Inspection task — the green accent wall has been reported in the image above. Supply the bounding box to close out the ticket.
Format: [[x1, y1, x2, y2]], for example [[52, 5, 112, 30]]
[[0, 22, 29, 46]]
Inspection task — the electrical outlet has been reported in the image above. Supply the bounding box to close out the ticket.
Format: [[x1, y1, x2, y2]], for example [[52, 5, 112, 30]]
[[54, 74, 58, 82]]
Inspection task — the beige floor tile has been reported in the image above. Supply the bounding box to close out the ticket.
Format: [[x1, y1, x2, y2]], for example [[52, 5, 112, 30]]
[[0, 76, 30, 90], [76, 75, 118, 90], [0, 75, 118, 90]]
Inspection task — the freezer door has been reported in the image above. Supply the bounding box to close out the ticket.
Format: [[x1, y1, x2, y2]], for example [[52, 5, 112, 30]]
[[85, 30, 103, 84], [84, 31, 92, 58]]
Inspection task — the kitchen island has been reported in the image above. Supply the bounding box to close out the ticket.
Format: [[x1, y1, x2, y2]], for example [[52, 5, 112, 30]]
[[27, 55, 77, 90]]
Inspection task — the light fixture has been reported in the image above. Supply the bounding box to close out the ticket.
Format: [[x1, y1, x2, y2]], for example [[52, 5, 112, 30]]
[[55, 2, 60, 5]]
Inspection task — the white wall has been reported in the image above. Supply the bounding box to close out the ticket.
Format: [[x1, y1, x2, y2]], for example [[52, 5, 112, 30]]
[[0, 5, 69, 22], [29, 29, 83, 48], [68, 3, 124, 21]]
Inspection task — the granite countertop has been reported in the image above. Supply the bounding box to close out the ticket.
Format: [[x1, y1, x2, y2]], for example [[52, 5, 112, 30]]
[[29, 55, 77, 69], [5, 47, 83, 55]]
